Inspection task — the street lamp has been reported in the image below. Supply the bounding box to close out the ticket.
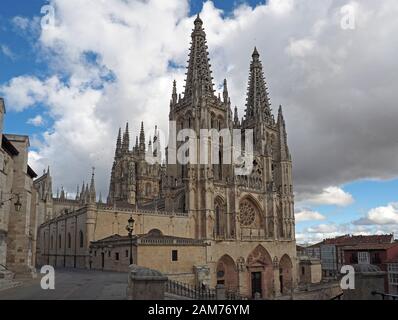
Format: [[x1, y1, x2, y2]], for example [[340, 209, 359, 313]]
[[0, 193, 22, 212], [125, 216, 135, 265]]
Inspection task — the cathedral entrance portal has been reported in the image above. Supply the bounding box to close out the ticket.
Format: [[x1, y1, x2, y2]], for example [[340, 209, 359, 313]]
[[246, 245, 274, 299], [251, 272, 262, 298]]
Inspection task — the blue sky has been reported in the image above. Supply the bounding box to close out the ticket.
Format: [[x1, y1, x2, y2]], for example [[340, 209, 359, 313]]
[[0, 0, 397, 243]]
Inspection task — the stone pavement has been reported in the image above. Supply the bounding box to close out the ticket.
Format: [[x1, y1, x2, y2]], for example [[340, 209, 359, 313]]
[[0, 269, 128, 300]]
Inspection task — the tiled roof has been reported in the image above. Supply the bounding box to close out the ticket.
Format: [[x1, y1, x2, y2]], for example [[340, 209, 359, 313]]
[[323, 234, 393, 246], [343, 243, 398, 251]]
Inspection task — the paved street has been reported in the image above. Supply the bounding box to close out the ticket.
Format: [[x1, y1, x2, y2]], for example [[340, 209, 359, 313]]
[[0, 269, 128, 300]]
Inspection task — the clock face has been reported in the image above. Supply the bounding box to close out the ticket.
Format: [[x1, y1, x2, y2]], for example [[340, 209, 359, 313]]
[[239, 200, 256, 227]]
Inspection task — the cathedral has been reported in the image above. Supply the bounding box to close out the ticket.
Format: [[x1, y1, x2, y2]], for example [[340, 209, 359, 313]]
[[36, 16, 297, 299]]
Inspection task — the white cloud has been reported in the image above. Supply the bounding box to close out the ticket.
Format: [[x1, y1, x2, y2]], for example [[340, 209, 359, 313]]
[[297, 221, 397, 244], [12, 16, 30, 30], [299, 186, 354, 207], [355, 202, 398, 225], [0, 0, 398, 200], [27, 115, 45, 127], [295, 209, 326, 222], [286, 38, 315, 58], [306, 224, 339, 234], [1, 45, 15, 60]]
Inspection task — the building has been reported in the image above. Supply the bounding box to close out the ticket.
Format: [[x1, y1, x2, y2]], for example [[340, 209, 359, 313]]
[[90, 229, 208, 284], [387, 257, 398, 295], [36, 16, 297, 299], [306, 234, 394, 278], [298, 256, 322, 285], [0, 97, 41, 276], [343, 242, 398, 293]]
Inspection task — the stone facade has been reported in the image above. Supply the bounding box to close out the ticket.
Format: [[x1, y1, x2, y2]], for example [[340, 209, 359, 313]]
[[90, 230, 207, 284], [0, 98, 41, 276], [36, 16, 298, 299], [298, 256, 322, 285]]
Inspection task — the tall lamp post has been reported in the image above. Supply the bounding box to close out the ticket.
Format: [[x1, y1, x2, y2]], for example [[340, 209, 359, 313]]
[[126, 216, 135, 265]]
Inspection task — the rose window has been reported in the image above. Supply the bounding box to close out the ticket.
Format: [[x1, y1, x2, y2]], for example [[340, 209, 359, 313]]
[[239, 200, 257, 227]]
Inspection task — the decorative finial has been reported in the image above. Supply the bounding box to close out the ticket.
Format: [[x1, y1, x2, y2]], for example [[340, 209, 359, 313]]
[[194, 13, 203, 28], [252, 46, 260, 60]]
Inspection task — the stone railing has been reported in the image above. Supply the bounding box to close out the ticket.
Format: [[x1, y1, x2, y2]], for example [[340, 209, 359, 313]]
[[97, 204, 188, 217], [138, 238, 205, 246], [234, 175, 264, 191], [240, 228, 268, 241]]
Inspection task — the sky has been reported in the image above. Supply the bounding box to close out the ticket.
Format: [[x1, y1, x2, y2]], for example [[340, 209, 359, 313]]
[[0, 0, 398, 244]]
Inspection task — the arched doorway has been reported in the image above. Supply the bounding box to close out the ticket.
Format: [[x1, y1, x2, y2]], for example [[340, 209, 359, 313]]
[[246, 245, 273, 299], [216, 255, 238, 292], [279, 254, 293, 295]]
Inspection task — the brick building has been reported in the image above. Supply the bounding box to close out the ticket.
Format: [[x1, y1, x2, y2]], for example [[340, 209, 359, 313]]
[[343, 242, 398, 293]]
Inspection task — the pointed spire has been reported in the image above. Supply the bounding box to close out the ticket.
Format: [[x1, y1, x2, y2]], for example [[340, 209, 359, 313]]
[[171, 80, 177, 105], [223, 79, 229, 103], [139, 121, 145, 151], [184, 16, 215, 103], [148, 138, 153, 155], [60, 187, 65, 200], [98, 192, 103, 204], [47, 166, 50, 175], [278, 105, 284, 123], [89, 167, 96, 203], [244, 47, 272, 123], [277, 105, 290, 160], [234, 106, 240, 127], [122, 123, 130, 152], [134, 136, 139, 152], [115, 127, 122, 156], [76, 185, 80, 201], [252, 46, 260, 60], [85, 184, 89, 203]]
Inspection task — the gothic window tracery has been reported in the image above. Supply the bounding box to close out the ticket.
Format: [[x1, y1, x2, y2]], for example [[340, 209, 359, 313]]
[[239, 199, 259, 227]]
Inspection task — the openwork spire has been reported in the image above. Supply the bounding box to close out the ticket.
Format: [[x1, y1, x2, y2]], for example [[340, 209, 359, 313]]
[[184, 14, 215, 102], [245, 47, 272, 122], [115, 127, 122, 156], [277, 105, 290, 160], [89, 167, 96, 203], [122, 123, 130, 152], [139, 121, 145, 151]]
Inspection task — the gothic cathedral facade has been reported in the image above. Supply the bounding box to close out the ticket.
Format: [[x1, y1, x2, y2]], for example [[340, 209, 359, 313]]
[[105, 16, 297, 297]]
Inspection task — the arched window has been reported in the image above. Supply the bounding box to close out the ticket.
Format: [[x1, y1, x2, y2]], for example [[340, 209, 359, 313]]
[[58, 235, 62, 249], [67, 233, 71, 249], [50, 235, 53, 249], [215, 206, 221, 236], [79, 231, 84, 248]]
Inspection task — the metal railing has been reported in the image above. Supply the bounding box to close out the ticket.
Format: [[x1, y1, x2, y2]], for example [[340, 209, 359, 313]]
[[165, 280, 216, 300], [371, 291, 398, 300], [225, 289, 247, 300]]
